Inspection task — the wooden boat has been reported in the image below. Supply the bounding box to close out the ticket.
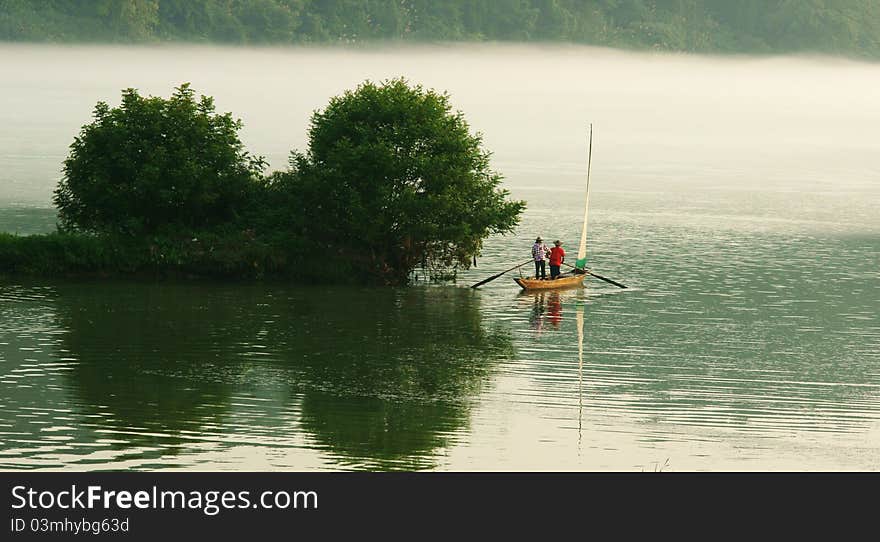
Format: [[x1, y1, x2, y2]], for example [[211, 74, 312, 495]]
[[514, 273, 585, 290], [515, 125, 595, 291]]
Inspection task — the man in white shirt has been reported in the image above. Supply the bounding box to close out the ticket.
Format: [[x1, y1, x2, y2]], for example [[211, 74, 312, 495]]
[[531, 236, 550, 279]]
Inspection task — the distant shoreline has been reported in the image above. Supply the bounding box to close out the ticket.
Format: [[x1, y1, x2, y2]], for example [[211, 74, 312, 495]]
[[3, 2, 879, 60], [2, 37, 878, 63]]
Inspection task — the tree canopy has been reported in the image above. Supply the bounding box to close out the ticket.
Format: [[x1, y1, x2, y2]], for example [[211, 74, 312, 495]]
[[45, 80, 523, 284], [53, 84, 265, 235], [271, 79, 525, 284], [3, 1, 880, 58]]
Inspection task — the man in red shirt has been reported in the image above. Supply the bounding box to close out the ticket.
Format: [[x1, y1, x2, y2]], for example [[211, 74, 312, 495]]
[[549, 240, 565, 279]]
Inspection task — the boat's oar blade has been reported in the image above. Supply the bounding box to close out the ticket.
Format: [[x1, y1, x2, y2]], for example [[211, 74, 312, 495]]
[[562, 262, 627, 289], [471, 259, 532, 289], [471, 272, 507, 289], [586, 271, 627, 289]]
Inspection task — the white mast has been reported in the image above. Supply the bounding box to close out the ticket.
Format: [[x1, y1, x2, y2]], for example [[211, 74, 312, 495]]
[[576, 124, 592, 267]]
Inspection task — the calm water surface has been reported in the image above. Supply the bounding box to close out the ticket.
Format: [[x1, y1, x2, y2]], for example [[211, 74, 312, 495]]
[[1, 44, 879, 470]]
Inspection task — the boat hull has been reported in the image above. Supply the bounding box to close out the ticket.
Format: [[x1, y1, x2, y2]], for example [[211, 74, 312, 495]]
[[514, 274, 585, 290]]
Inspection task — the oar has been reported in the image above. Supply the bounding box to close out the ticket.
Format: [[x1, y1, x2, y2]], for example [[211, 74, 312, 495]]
[[471, 259, 532, 288], [585, 270, 627, 289], [563, 262, 627, 289]]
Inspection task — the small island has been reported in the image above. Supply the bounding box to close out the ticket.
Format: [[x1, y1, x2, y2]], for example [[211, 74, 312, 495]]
[[0, 80, 525, 285]]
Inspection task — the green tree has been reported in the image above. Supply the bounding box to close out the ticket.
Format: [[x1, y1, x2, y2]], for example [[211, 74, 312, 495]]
[[53, 84, 265, 235], [233, 0, 302, 43], [274, 78, 524, 285], [95, 0, 160, 40], [157, 0, 241, 41]]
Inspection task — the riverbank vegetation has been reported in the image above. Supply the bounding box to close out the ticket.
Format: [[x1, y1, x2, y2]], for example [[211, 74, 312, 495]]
[[0, 230, 310, 280], [0, 81, 524, 285], [2, 1, 880, 58]]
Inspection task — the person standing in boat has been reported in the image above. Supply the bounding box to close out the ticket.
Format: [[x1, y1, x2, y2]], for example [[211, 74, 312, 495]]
[[549, 240, 565, 279], [532, 236, 550, 279]]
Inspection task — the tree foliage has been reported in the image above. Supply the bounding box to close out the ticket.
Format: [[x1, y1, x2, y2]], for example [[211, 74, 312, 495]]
[[53, 84, 265, 235], [3, 1, 880, 57], [272, 79, 525, 284], [45, 80, 523, 284]]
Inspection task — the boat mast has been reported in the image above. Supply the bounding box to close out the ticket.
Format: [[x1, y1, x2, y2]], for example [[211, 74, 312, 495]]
[[576, 124, 592, 269]]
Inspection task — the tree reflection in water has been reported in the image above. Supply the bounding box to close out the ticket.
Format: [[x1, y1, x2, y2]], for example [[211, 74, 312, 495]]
[[269, 287, 514, 470], [54, 282, 252, 460], [54, 283, 513, 469]]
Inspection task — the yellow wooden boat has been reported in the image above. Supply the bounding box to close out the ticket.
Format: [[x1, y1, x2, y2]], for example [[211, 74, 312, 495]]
[[472, 125, 628, 292], [516, 125, 595, 291], [514, 273, 585, 290]]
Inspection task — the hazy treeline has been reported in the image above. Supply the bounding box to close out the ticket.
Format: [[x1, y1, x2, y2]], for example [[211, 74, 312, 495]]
[[2, 0, 880, 57]]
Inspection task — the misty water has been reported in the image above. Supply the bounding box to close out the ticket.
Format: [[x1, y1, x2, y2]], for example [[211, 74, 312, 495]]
[[1, 44, 879, 470]]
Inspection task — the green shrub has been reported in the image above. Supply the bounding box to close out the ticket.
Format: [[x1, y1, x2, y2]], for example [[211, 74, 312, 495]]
[[275, 78, 525, 285], [53, 84, 265, 236]]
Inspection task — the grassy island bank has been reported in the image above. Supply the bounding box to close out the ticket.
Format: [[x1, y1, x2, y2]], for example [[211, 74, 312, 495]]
[[0, 230, 340, 281]]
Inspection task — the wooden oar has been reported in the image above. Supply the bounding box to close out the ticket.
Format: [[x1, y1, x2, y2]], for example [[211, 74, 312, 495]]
[[471, 259, 532, 289], [585, 270, 627, 289], [563, 262, 627, 289]]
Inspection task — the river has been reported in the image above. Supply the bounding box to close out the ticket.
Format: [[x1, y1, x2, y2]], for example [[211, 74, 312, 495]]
[[1, 43, 878, 470]]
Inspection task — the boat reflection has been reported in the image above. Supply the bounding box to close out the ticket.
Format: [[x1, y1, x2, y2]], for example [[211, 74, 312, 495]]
[[516, 289, 588, 449], [576, 302, 585, 453], [520, 291, 563, 333], [517, 288, 588, 334]]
